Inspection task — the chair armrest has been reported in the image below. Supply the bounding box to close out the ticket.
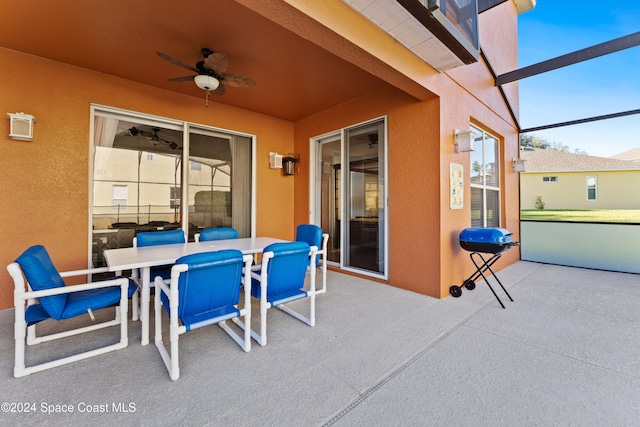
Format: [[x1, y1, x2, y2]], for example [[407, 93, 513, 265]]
[[154, 276, 171, 297], [22, 277, 130, 301], [59, 266, 111, 278]]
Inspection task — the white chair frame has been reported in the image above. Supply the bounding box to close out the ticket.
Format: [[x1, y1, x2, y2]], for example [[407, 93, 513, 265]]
[[315, 233, 329, 294], [127, 233, 183, 320], [237, 245, 317, 347], [8, 263, 130, 378], [154, 254, 253, 381]]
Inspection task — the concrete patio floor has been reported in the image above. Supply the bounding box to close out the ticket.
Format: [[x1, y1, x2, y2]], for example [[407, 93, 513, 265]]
[[1, 260, 639, 426]]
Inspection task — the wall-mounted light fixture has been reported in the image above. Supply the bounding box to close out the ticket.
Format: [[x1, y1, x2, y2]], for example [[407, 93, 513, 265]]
[[7, 112, 35, 141], [512, 157, 527, 173], [454, 129, 474, 153], [282, 154, 300, 176]]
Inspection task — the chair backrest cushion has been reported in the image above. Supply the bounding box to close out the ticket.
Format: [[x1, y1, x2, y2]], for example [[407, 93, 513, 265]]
[[199, 227, 238, 242], [136, 229, 185, 247], [260, 242, 310, 299], [15, 245, 68, 319], [296, 224, 322, 264], [174, 250, 244, 319]]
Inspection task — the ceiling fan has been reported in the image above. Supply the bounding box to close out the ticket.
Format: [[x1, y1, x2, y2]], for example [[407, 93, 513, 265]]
[[368, 134, 379, 148], [128, 127, 179, 150], [157, 48, 256, 103]]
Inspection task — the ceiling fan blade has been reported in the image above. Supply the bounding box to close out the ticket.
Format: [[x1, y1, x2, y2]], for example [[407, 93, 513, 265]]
[[157, 51, 199, 73], [204, 52, 229, 74], [211, 84, 226, 96], [221, 73, 256, 88], [167, 75, 195, 82]]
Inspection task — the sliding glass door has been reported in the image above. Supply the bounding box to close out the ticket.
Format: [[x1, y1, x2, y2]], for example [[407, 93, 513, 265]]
[[313, 118, 387, 278], [90, 106, 253, 267]]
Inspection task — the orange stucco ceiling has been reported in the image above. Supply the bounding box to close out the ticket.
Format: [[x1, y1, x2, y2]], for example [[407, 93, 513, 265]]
[[0, 0, 395, 121]]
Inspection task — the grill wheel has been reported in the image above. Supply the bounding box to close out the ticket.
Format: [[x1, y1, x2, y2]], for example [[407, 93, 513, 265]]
[[449, 285, 462, 298]]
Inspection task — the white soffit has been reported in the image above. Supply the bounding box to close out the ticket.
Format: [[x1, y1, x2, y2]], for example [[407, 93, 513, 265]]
[[343, 0, 466, 72]]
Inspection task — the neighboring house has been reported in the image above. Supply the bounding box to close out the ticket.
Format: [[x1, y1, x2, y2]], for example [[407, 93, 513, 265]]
[[520, 148, 640, 210], [610, 148, 640, 162], [0, 0, 532, 308]]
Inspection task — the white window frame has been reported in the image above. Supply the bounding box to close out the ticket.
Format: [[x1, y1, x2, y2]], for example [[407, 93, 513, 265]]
[[89, 104, 257, 267], [469, 125, 501, 228], [586, 175, 598, 201]]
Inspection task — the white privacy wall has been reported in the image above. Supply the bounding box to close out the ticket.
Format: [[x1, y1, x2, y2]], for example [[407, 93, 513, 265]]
[[521, 221, 640, 274]]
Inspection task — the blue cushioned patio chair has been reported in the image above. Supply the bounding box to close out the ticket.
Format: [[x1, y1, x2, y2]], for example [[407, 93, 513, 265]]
[[8, 245, 136, 378], [295, 224, 329, 294], [134, 229, 186, 280], [245, 241, 317, 346], [131, 229, 185, 318], [154, 250, 253, 381], [194, 227, 238, 242]]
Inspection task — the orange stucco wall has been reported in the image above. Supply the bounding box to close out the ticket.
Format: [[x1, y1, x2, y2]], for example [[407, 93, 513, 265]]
[[293, 86, 443, 296], [291, 3, 522, 298], [292, 78, 520, 298], [1, 1, 522, 307], [0, 47, 295, 309]]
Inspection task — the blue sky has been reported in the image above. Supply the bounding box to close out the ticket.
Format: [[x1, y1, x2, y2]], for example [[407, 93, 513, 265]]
[[517, 1, 640, 157]]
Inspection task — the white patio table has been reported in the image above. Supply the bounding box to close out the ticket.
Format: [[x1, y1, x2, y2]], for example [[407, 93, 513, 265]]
[[103, 237, 287, 345]]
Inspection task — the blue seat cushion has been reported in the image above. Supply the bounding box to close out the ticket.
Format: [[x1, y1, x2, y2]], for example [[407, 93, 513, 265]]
[[25, 279, 137, 324], [61, 280, 136, 319], [181, 306, 240, 332], [251, 280, 307, 306], [16, 245, 69, 320], [24, 304, 51, 325]]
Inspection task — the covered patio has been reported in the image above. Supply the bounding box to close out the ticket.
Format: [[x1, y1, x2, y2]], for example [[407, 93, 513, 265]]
[[1, 261, 639, 426]]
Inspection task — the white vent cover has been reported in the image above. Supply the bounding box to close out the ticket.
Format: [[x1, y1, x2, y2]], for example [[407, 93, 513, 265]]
[[269, 152, 283, 169], [7, 112, 35, 141]]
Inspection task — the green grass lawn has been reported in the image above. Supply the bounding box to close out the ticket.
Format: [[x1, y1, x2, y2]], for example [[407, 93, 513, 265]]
[[520, 209, 640, 223]]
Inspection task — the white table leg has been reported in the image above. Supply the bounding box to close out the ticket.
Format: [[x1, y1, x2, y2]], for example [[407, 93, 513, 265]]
[[141, 267, 150, 345]]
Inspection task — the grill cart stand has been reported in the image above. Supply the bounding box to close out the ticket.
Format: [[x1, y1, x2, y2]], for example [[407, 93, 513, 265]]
[[451, 228, 519, 308]]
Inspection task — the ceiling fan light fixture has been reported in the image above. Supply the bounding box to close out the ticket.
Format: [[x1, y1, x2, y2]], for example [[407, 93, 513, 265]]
[[194, 75, 219, 91]]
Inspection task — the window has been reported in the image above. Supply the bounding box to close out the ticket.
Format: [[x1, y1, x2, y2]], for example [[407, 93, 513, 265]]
[[470, 125, 500, 228], [169, 186, 180, 209], [543, 176, 558, 183], [112, 185, 128, 211], [587, 176, 597, 201]]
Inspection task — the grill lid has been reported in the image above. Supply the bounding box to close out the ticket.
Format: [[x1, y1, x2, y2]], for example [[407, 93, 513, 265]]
[[459, 227, 514, 245]]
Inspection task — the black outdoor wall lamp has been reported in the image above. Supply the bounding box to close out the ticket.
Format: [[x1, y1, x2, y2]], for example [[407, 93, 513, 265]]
[[282, 154, 300, 176]]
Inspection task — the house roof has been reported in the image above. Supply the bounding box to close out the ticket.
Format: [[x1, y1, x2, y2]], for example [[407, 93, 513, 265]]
[[520, 148, 640, 172], [609, 148, 640, 162]]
